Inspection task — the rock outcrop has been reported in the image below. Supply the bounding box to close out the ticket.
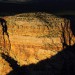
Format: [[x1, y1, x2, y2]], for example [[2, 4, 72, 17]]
[[0, 54, 12, 75], [0, 12, 75, 75]]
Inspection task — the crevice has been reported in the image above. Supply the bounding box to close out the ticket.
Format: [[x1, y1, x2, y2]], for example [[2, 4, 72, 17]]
[[0, 18, 11, 54]]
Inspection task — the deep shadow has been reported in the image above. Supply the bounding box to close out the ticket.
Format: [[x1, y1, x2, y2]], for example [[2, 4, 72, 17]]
[[63, 15, 75, 35], [0, 1, 75, 16], [0, 18, 11, 52], [0, 18, 8, 35]]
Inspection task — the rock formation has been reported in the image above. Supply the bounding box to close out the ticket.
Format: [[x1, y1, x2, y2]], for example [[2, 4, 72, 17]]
[[0, 12, 75, 75]]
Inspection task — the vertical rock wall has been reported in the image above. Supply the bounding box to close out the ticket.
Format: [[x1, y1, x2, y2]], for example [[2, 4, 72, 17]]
[[0, 12, 74, 66]]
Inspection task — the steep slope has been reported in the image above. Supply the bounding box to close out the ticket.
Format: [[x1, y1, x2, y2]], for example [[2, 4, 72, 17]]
[[0, 12, 75, 75]]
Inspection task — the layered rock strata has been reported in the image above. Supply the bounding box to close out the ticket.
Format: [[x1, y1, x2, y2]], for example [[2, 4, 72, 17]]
[[0, 12, 74, 67]]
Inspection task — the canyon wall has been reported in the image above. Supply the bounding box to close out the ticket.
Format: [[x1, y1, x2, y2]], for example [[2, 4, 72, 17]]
[[0, 12, 75, 75]]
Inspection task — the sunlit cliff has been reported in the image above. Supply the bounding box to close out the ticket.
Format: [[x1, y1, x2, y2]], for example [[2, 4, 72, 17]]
[[0, 12, 75, 75]]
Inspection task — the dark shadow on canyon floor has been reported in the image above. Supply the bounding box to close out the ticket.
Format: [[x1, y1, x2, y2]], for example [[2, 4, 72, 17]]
[[1, 44, 75, 75]]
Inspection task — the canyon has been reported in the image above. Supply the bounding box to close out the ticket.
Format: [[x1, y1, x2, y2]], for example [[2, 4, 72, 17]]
[[0, 12, 75, 75]]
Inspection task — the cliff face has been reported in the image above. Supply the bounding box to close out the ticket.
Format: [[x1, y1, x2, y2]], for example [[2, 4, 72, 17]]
[[0, 12, 75, 75]]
